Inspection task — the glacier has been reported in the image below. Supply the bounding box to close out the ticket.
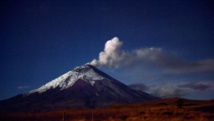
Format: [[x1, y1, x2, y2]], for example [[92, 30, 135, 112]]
[[28, 64, 104, 94]]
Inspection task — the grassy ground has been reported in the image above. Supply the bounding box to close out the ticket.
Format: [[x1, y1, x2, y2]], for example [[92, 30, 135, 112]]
[[0, 98, 213, 121]]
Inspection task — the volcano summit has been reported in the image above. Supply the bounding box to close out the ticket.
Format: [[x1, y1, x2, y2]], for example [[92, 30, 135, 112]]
[[0, 64, 158, 113]]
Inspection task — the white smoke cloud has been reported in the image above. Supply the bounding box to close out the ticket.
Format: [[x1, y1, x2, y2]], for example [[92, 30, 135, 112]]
[[90, 37, 123, 68], [178, 82, 212, 91], [150, 84, 186, 98], [129, 82, 187, 98], [90, 37, 214, 73], [90, 37, 164, 68], [130, 81, 214, 98]]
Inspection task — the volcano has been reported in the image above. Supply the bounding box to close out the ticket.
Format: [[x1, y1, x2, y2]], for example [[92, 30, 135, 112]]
[[0, 64, 158, 113]]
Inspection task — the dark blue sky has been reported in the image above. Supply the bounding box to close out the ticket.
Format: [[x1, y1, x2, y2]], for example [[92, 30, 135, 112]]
[[0, 0, 213, 100]]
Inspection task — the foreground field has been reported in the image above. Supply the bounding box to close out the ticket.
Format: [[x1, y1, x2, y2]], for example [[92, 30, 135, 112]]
[[0, 98, 213, 121]]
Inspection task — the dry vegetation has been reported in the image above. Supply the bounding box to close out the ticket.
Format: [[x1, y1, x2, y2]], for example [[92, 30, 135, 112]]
[[0, 98, 213, 121]]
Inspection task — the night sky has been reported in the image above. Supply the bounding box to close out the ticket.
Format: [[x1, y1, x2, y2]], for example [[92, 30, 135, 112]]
[[0, 0, 213, 100]]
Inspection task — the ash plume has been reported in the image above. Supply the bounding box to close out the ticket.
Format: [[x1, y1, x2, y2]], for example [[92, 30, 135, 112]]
[[90, 37, 164, 69], [90, 37, 214, 73]]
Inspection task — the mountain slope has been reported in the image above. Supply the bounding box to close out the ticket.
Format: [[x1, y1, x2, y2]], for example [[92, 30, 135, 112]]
[[0, 64, 158, 113]]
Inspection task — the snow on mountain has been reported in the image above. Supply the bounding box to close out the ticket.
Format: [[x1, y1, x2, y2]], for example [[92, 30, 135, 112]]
[[29, 64, 104, 94]]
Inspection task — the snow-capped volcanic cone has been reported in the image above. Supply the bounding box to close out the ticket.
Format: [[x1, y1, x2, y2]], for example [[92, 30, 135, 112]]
[[0, 64, 158, 113]]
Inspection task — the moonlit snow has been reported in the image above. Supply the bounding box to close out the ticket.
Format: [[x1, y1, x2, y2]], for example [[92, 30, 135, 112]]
[[28, 64, 104, 94]]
